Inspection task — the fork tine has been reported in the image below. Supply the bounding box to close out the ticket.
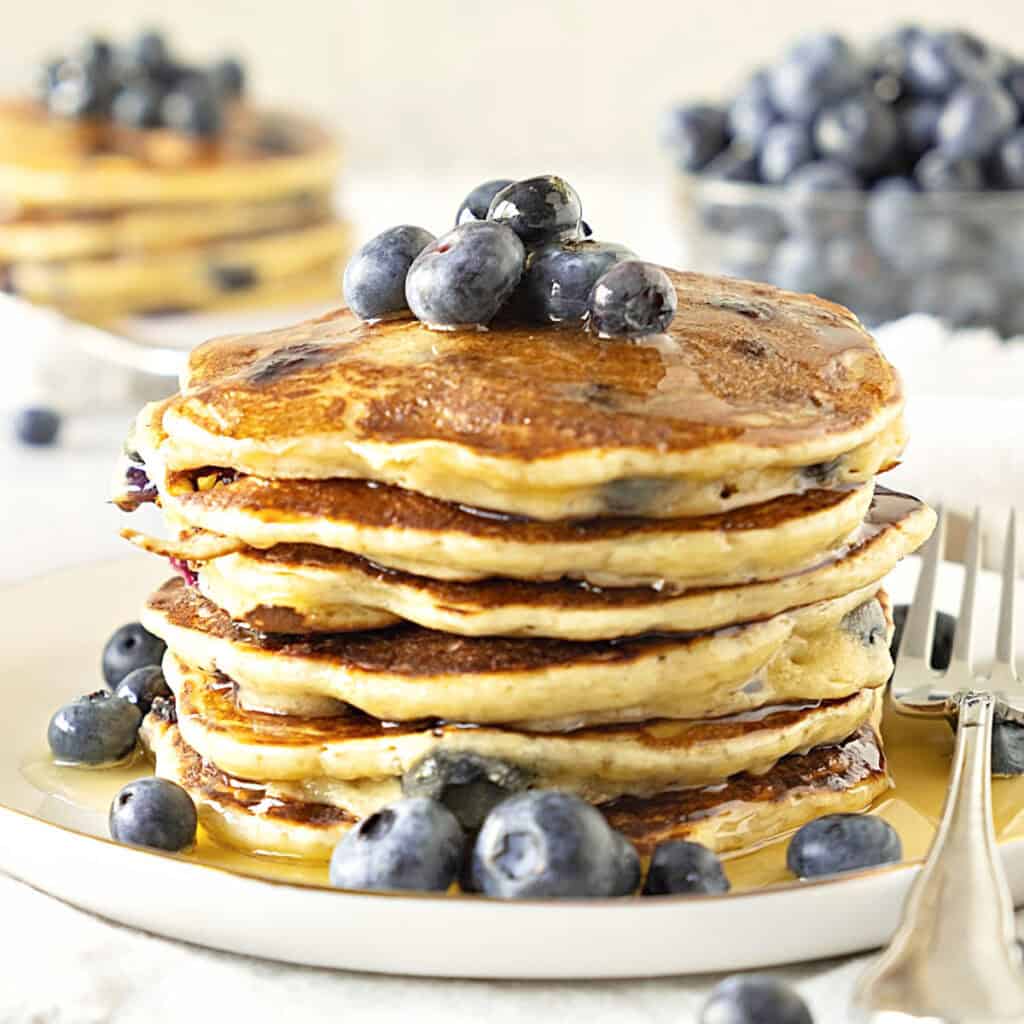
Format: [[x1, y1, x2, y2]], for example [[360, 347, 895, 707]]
[[950, 508, 983, 672], [900, 506, 945, 664], [996, 509, 1018, 676]]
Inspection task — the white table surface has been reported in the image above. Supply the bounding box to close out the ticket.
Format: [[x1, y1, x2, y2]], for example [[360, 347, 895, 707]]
[[1, 176, 1022, 1023]]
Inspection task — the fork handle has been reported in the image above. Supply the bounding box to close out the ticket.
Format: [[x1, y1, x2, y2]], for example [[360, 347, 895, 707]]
[[853, 691, 1024, 1023]]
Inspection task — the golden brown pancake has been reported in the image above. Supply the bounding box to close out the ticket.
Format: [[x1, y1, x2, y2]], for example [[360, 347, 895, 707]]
[[144, 270, 905, 519]]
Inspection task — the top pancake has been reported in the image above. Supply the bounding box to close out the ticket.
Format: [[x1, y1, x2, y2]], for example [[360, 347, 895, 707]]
[[151, 270, 905, 519]]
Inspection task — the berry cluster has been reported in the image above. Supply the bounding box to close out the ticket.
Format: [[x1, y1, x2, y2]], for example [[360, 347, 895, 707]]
[[343, 175, 678, 338], [38, 30, 244, 138]]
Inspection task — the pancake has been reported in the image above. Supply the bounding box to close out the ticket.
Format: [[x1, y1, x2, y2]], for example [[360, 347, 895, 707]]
[[144, 269, 904, 520], [0, 101, 339, 210], [142, 711, 890, 860], [191, 488, 934, 638], [10, 220, 348, 317], [164, 654, 882, 802], [141, 577, 893, 726]]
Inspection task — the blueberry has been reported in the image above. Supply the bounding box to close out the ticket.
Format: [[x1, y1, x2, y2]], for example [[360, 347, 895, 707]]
[[661, 103, 728, 171], [329, 797, 463, 892], [701, 975, 813, 1024], [898, 99, 943, 158], [612, 832, 642, 896], [891, 605, 956, 671], [1004, 60, 1024, 111], [48, 692, 142, 765], [210, 57, 245, 99], [101, 622, 167, 688], [727, 71, 779, 143], [46, 58, 113, 119], [868, 25, 922, 80], [402, 751, 531, 832], [161, 78, 223, 137], [487, 176, 583, 245], [78, 36, 114, 69], [405, 221, 525, 327], [455, 178, 514, 225], [914, 149, 984, 191], [642, 840, 730, 896], [129, 30, 171, 73], [14, 406, 61, 446], [902, 30, 997, 98], [702, 144, 760, 183], [588, 260, 677, 339], [109, 778, 197, 852], [910, 270, 1000, 328], [518, 239, 635, 323], [113, 665, 171, 715], [992, 719, 1024, 776], [784, 160, 863, 238], [769, 33, 862, 122], [343, 225, 436, 321], [992, 129, 1024, 189], [768, 237, 831, 296], [471, 790, 636, 899], [937, 81, 1018, 160], [787, 814, 901, 879], [112, 81, 165, 130], [787, 159, 862, 194], [758, 122, 816, 185], [814, 94, 899, 174]]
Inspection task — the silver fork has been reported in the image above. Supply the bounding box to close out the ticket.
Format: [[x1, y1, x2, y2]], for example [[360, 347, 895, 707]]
[[853, 508, 1024, 1023]]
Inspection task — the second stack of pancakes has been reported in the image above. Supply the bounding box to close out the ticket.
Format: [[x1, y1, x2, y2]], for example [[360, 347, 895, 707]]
[[117, 269, 935, 861]]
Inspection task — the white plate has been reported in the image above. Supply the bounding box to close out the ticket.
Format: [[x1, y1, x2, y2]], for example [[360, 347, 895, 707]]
[[0, 556, 1022, 980]]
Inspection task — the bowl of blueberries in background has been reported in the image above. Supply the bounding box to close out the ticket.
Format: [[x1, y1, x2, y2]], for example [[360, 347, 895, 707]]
[[663, 26, 1024, 336]]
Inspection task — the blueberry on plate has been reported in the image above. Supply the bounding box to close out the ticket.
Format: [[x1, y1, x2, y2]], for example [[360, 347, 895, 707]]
[[757, 122, 815, 185], [455, 178, 514, 225], [343, 225, 436, 321], [329, 797, 463, 892], [128, 29, 171, 73], [101, 622, 167, 688], [112, 80, 165, 130], [470, 790, 637, 899], [405, 220, 525, 328], [993, 129, 1024, 189], [402, 751, 531, 832], [661, 103, 728, 171], [48, 692, 142, 765], [161, 77, 223, 137], [890, 605, 956, 671], [210, 57, 245, 99], [518, 239, 636, 323], [642, 839, 731, 896], [612, 831, 642, 896], [701, 974, 813, 1024], [13, 406, 61, 446], [109, 778, 197, 852], [936, 81, 1018, 160], [787, 814, 902, 879], [726, 71, 779, 144], [813, 94, 899, 175], [113, 665, 172, 715], [588, 260, 677, 339], [487, 175, 583, 245], [768, 33, 862, 122]]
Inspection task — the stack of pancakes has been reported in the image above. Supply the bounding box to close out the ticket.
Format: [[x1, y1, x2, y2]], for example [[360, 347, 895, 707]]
[[116, 269, 935, 861], [0, 100, 346, 322]]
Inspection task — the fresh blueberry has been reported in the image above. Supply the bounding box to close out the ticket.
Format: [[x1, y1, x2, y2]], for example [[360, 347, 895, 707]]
[[46, 58, 113, 119], [914, 149, 984, 191], [992, 129, 1024, 189], [910, 269, 1001, 328], [518, 239, 635, 323], [727, 71, 779, 143], [814, 94, 899, 174], [787, 814, 902, 879], [839, 597, 888, 648], [992, 719, 1024, 777], [702, 144, 760, 183], [101, 622, 167, 688], [768, 237, 832, 296], [112, 80, 165, 130], [210, 57, 245, 99], [109, 778, 197, 852], [784, 160, 862, 238], [455, 178, 514, 225], [48, 692, 142, 765], [891, 605, 956, 671], [405, 221, 525, 327], [769, 33, 862, 122], [787, 159, 862, 194], [128, 30, 171, 73], [343, 225, 436, 321], [78, 36, 114, 69], [902, 30, 998, 98], [113, 665, 171, 715], [588, 261, 677, 338], [402, 751, 531, 832], [329, 797, 463, 892], [1003, 60, 1024, 111], [161, 78, 223, 137], [936, 81, 1018, 160], [471, 790, 636, 899], [701, 975, 813, 1024], [642, 840, 730, 896], [661, 103, 729, 171], [898, 99, 943, 158], [612, 832, 642, 896], [758, 122, 816, 184], [866, 176, 917, 252], [13, 406, 61, 446], [868, 25, 922, 80], [487, 176, 583, 245]]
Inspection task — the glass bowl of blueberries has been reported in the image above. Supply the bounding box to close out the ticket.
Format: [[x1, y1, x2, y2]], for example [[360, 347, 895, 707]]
[[664, 27, 1024, 336]]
